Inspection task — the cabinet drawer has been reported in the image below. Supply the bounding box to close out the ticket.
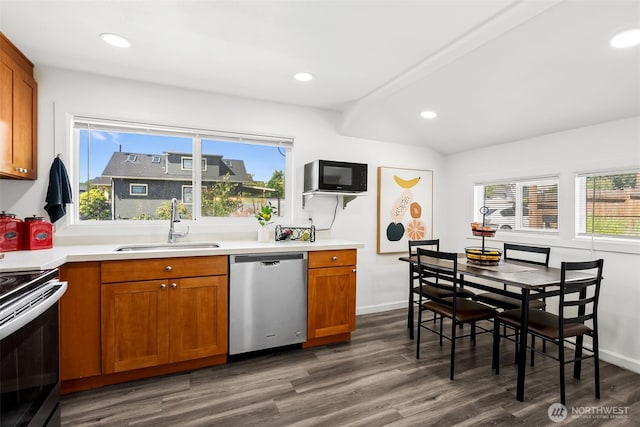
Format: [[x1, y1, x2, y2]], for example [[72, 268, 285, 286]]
[[102, 256, 228, 283], [308, 249, 356, 268]]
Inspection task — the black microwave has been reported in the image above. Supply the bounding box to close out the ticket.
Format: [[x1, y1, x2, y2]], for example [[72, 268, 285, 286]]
[[304, 160, 368, 193]]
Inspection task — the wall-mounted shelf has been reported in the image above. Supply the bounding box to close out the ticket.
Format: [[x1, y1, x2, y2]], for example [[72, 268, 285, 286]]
[[302, 191, 366, 209]]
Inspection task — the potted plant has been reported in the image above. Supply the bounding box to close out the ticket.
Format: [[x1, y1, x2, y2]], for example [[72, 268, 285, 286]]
[[256, 201, 276, 242]]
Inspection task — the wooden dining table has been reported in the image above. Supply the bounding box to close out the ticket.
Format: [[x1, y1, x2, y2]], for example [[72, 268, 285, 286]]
[[399, 252, 590, 402]]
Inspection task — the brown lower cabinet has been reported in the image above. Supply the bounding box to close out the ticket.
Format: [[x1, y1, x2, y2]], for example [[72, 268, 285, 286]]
[[305, 249, 357, 347], [59, 256, 228, 394], [59, 250, 357, 393], [101, 275, 228, 373], [59, 262, 102, 382]]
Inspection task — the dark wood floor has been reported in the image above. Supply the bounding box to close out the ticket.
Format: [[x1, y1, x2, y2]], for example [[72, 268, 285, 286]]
[[61, 309, 639, 426]]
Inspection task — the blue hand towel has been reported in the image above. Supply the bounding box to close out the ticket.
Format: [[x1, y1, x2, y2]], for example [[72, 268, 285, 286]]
[[44, 157, 73, 223]]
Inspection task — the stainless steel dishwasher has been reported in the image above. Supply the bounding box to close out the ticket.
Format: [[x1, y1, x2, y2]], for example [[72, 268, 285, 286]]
[[229, 252, 307, 355]]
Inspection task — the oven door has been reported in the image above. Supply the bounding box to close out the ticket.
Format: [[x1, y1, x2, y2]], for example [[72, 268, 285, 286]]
[[1, 281, 67, 427]]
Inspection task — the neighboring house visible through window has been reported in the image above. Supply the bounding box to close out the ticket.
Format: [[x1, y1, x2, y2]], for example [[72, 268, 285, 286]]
[[576, 170, 640, 239], [73, 117, 291, 222], [474, 177, 559, 232]]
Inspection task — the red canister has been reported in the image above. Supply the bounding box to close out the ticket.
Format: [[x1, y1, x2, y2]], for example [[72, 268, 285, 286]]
[[23, 215, 53, 250], [0, 211, 24, 252]]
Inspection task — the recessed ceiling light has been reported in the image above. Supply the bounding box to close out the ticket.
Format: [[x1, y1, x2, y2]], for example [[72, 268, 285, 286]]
[[100, 33, 131, 48], [294, 72, 314, 82], [420, 110, 437, 119], [610, 28, 640, 48]]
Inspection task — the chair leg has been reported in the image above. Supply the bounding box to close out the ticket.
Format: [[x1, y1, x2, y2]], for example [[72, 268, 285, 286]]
[[471, 322, 476, 346], [416, 305, 423, 359], [559, 339, 566, 405], [408, 290, 414, 340], [450, 316, 456, 380], [530, 335, 535, 367], [593, 332, 601, 399], [439, 315, 444, 347], [514, 329, 519, 365], [492, 318, 501, 373], [573, 335, 584, 380]]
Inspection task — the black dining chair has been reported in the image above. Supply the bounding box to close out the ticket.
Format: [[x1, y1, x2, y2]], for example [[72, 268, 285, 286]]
[[415, 248, 495, 380], [492, 259, 604, 405], [407, 239, 474, 339], [473, 243, 550, 360]]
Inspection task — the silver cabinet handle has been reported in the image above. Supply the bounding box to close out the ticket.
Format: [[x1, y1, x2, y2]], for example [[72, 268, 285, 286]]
[[160, 284, 166, 289], [171, 283, 177, 289], [165, 265, 172, 272], [352, 269, 357, 273], [332, 256, 338, 261]]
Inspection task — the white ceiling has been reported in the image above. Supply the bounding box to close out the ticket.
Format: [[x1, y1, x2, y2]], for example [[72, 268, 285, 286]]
[[1, 0, 639, 154]]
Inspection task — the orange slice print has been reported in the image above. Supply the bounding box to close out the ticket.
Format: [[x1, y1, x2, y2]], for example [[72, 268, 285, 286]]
[[406, 219, 426, 240]]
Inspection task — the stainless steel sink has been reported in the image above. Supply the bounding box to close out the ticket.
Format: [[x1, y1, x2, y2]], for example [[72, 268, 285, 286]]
[[115, 242, 220, 252]]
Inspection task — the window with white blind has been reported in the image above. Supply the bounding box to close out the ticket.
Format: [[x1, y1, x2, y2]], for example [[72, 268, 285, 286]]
[[474, 177, 559, 232], [576, 170, 640, 239]]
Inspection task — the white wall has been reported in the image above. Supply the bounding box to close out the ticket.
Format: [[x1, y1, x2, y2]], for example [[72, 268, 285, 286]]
[[0, 66, 445, 315], [443, 116, 640, 373]]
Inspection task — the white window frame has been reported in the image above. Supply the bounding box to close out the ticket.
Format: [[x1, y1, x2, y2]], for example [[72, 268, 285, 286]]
[[129, 183, 148, 196], [181, 157, 207, 171], [474, 176, 559, 233], [575, 169, 640, 241], [70, 116, 294, 230]]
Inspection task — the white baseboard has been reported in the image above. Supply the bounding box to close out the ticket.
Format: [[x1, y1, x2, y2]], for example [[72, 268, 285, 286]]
[[356, 300, 406, 316], [599, 348, 640, 375]]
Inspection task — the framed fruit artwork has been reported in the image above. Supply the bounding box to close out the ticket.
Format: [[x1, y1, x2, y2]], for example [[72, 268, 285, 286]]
[[377, 167, 433, 254]]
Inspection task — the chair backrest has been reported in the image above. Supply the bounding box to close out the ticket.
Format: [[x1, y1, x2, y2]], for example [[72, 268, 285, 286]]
[[415, 248, 458, 297], [503, 243, 550, 267], [558, 259, 604, 336], [409, 239, 440, 256]]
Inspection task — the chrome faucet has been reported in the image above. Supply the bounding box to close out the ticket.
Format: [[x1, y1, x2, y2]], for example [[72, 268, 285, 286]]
[[168, 198, 189, 243]]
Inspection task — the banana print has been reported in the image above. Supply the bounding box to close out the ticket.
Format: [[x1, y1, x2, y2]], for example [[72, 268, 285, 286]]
[[393, 175, 420, 189]]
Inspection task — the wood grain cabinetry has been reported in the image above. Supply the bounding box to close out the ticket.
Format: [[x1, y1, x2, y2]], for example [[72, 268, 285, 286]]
[[59, 262, 102, 382], [0, 33, 37, 180], [305, 249, 357, 347], [101, 256, 228, 374]]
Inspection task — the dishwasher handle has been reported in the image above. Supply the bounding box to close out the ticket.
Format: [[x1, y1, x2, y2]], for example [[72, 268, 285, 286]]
[[231, 252, 306, 264], [261, 260, 280, 267]]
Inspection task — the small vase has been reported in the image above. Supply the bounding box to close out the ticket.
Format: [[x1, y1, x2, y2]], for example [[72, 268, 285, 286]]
[[258, 226, 270, 243]]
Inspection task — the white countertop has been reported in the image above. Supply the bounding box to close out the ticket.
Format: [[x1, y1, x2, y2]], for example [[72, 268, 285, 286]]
[[0, 239, 364, 272]]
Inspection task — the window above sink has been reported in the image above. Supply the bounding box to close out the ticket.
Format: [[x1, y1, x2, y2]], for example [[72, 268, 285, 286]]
[[72, 116, 293, 227]]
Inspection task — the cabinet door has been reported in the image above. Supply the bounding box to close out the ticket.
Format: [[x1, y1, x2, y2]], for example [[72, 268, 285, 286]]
[[307, 266, 356, 338], [12, 68, 37, 179], [169, 276, 228, 362], [102, 280, 169, 374], [0, 58, 14, 176], [59, 262, 102, 381], [0, 52, 36, 179]]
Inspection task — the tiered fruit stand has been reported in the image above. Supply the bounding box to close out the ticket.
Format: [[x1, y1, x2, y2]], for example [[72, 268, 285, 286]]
[[465, 206, 502, 265]]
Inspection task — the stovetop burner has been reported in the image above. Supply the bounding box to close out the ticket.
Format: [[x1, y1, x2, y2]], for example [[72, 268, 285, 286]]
[[0, 269, 59, 306]]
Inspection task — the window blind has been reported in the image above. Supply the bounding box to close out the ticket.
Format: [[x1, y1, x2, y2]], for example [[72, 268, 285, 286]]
[[475, 177, 559, 231], [576, 170, 640, 239]]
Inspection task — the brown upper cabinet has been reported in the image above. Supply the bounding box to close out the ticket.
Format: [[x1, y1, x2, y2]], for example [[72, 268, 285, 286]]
[[0, 32, 38, 180]]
